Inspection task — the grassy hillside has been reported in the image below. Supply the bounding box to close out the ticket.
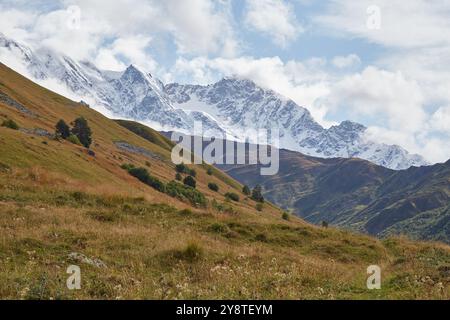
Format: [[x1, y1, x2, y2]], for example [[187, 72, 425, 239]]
[[0, 62, 449, 299]]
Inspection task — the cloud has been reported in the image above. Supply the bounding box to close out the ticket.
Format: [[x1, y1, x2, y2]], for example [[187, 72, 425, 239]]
[[0, 0, 239, 71], [332, 54, 361, 69], [94, 36, 157, 72], [244, 0, 302, 47], [316, 0, 450, 49]]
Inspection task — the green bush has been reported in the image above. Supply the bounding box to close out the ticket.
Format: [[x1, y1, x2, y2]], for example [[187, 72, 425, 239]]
[[175, 242, 204, 262], [166, 181, 207, 207], [282, 212, 290, 221], [1, 119, 19, 130], [121, 163, 135, 171], [206, 168, 213, 175], [242, 185, 251, 196], [175, 163, 196, 176], [129, 167, 151, 184], [208, 182, 219, 192], [67, 134, 82, 146], [175, 173, 182, 181], [212, 199, 238, 215], [175, 163, 188, 174], [183, 175, 197, 188], [208, 223, 228, 234], [145, 175, 165, 193], [128, 167, 165, 193], [225, 192, 240, 202]]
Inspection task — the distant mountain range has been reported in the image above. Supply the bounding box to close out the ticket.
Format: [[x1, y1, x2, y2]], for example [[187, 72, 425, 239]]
[[161, 132, 449, 243], [223, 149, 449, 243], [0, 33, 428, 170]]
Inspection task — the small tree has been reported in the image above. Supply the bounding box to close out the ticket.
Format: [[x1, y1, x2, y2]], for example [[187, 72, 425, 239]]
[[72, 117, 92, 148], [207, 168, 213, 175], [282, 212, 290, 221], [176, 163, 188, 174], [183, 175, 196, 188], [55, 119, 70, 139], [175, 173, 183, 181], [208, 182, 219, 192], [321, 221, 329, 228], [251, 185, 264, 203], [242, 185, 251, 196], [225, 192, 240, 202]]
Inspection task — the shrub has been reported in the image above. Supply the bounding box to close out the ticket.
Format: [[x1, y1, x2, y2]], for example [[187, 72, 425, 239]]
[[1, 119, 19, 130], [145, 161, 151, 167], [175, 163, 188, 174], [128, 167, 165, 192], [206, 168, 213, 175], [256, 203, 263, 212], [146, 175, 166, 193], [71, 117, 92, 148], [321, 221, 329, 228], [242, 185, 251, 196], [128, 167, 151, 184], [175, 173, 182, 181], [166, 181, 207, 207], [67, 134, 82, 146], [208, 223, 228, 234], [175, 242, 203, 262], [251, 185, 264, 203], [225, 192, 240, 202], [282, 212, 290, 221], [55, 119, 70, 139], [183, 175, 197, 188], [208, 182, 219, 192], [212, 199, 238, 215], [175, 163, 196, 176], [121, 163, 135, 171]]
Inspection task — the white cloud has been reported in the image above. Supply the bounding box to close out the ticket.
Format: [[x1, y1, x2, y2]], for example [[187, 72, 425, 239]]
[[94, 36, 157, 72], [328, 66, 427, 131], [316, 0, 450, 49], [332, 54, 361, 69], [244, 0, 302, 47], [0, 0, 239, 71], [314, 0, 450, 162]]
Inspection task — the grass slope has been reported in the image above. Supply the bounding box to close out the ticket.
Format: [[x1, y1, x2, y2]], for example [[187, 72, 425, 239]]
[[0, 62, 449, 299]]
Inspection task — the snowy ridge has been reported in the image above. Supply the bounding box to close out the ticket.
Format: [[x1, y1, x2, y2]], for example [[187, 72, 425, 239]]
[[0, 34, 428, 170]]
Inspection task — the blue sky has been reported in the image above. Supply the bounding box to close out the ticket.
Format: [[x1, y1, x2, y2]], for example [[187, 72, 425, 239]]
[[0, 0, 449, 163]]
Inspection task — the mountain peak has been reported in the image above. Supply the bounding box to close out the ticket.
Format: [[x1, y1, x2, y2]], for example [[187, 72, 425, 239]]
[[336, 120, 367, 132]]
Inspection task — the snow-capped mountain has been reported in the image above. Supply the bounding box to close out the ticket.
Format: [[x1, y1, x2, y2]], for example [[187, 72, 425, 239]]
[[165, 79, 427, 169], [0, 33, 428, 169]]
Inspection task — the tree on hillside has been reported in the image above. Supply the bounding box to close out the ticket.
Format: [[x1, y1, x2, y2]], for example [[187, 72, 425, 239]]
[[251, 185, 264, 203], [72, 117, 92, 148], [183, 175, 197, 188], [242, 185, 251, 196], [55, 119, 71, 139]]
